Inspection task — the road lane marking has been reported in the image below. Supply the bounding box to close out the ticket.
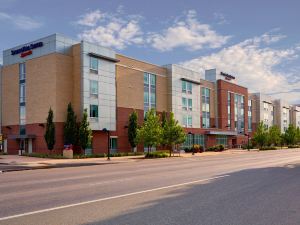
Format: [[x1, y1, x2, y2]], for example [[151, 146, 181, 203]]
[[0, 174, 229, 221]]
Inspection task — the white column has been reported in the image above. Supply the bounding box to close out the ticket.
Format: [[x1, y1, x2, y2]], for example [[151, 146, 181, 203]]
[[3, 139, 7, 153], [28, 139, 32, 154]]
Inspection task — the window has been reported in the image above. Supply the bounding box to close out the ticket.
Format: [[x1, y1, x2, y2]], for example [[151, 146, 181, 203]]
[[90, 57, 98, 72], [19, 63, 26, 80], [182, 81, 186, 93], [90, 105, 98, 118], [20, 83, 26, 103], [187, 82, 192, 94], [182, 115, 192, 127], [188, 115, 192, 127], [202, 87, 210, 128], [228, 92, 231, 129], [234, 94, 245, 133], [188, 99, 192, 111], [182, 97, 187, 110], [216, 135, 227, 146], [110, 137, 118, 152], [19, 63, 26, 135], [90, 80, 98, 95], [248, 100, 252, 131], [144, 73, 156, 116], [182, 80, 192, 94], [181, 134, 205, 149]]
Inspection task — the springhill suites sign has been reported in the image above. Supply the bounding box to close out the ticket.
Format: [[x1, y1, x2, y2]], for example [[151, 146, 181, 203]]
[[11, 42, 43, 55]]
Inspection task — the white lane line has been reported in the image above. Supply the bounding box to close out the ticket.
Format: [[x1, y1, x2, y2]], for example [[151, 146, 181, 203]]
[[0, 174, 229, 221]]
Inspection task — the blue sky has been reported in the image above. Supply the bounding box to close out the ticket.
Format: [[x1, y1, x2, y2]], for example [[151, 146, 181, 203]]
[[1, 0, 300, 102]]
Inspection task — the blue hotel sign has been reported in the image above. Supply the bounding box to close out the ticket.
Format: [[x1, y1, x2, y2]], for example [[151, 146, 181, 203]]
[[11, 42, 43, 55]]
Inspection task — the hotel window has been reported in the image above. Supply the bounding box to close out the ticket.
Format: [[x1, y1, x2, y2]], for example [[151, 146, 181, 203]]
[[188, 115, 192, 127], [188, 99, 192, 111], [109, 137, 118, 152], [19, 63, 26, 80], [19, 63, 26, 135], [216, 135, 227, 146], [181, 134, 205, 149], [144, 73, 156, 116], [227, 92, 231, 129], [90, 57, 98, 73], [182, 97, 187, 110], [234, 94, 245, 133], [90, 105, 98, 118], [20, 106, 26, 125], [20, 83, 26, 103], [90, 80, 98, 96], [182, 115, 192, 127], [202, 87, 210, 128], [182, 80, 192, 94], [248, 100, 252, 131]]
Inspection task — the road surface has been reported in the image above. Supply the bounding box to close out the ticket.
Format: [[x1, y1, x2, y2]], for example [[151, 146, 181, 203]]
[[1, 149, 300, 225]]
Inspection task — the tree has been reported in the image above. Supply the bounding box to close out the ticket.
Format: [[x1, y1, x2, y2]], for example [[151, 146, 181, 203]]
[[268, 125, 281, 146], [64, 103, 77, 145], [137, 109, 162, 153], [161, 111, 168, 147], [296, 127, 300, 144], [128, 110, 138, 151], [253, 122, 268, 149], [79, 109, 92, 151], [162, 112, 186, 156], [283, 124, 297, 145], [44, 107, 55, 151]]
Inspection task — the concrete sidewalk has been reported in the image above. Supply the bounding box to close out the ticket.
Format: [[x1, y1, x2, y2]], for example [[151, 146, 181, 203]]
[[0, 155, 144, 172], [0, 149, 251, 172]]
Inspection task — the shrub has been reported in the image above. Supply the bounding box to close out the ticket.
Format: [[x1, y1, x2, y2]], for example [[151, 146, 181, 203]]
[[287, 145, 300, 148], [259, 146, 277, 151], [145, 151, 169, 158], [242, 144, 254, 150], [206, 145, 225, 152]]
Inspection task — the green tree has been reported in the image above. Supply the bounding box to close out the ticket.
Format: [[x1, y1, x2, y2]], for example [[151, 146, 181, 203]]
[[44, 107, 55, 151], [268, 125, 281, 146], [128, 110, 138, 151], [253, 122, 268, 149], [161, 111, 168, 147], [296, 127, 300, 144], [64, 103, 77, 145], [283, 124, 297, 145], [162, 112, 186, 156], [79, 109, 92, 151], [137, 109, 162, 153]]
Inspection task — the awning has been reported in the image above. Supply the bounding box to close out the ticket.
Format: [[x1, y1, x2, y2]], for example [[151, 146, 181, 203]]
[[7, 134, 37, 140], [88, 52, 120, 63], [180, 78, 201, 85], [205, 130, 238, 136]]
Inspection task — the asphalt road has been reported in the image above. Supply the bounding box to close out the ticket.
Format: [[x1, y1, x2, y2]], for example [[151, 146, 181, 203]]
[[1, 149, 300, 225]]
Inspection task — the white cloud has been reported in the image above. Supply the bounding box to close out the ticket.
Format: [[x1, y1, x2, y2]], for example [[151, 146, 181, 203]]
[[77, 9, 143, 50], [77, 10, 103, 27], [0, 12, 42, 30], [182, 32, 300, 104], [147, 10, 231, 52]]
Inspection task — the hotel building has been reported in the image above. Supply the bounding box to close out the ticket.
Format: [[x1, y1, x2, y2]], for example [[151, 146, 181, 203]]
[[1, 34, 252, 154]]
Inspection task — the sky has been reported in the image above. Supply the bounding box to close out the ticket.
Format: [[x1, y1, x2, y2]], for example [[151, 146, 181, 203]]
[[1, 0, 300, 103]]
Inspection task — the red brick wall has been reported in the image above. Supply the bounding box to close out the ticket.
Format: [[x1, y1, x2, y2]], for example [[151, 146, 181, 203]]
[[2, 122, 65, 155], [217, 80, 248, 132]]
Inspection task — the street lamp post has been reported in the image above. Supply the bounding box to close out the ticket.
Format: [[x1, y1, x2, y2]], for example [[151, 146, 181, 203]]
[[245, 133, 250, 151], [102, 128, 110, 160]]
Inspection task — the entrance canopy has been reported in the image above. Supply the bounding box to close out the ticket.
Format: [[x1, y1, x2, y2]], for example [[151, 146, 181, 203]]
[[7, 134, 36, 140], [205, 130, 237, 136]]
